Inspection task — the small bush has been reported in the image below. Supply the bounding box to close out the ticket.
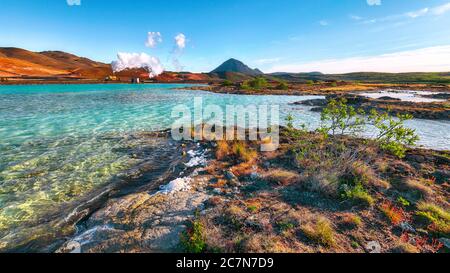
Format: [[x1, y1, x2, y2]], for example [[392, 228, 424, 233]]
[[341, 183, 374, 207], [240, 80, 251, 90], [276, 81, 289, 90], [318, 99, 419, 159], [248, 77, 268, 90], [319, 98, 366, 136], [369, 110, 419, 158], [222, 80, 233, 86], [380, 201, 405, 225], [301, 217, 336, 247], [306, 80, 314, 86], [180, 218, 206, 253]]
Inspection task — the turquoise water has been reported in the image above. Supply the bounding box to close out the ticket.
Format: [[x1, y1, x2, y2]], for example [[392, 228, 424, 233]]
[[0, 83, 449, 250], [0, 83, 316, 248]]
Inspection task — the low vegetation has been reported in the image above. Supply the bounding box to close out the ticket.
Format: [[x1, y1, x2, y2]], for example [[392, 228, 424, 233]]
[[319, 98, 419, 158], [180, 213, 207, 253], [275, 81, 289, 90], [241, 77, 268, 90], [380, 201, 406, 225], [301, 217, 336, 247], [177, 99, 448, 253], [216, 140, 257, 163], [415, 202, 450, 237]]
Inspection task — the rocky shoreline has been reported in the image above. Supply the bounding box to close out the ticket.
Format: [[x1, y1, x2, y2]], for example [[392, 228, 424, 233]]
[[53, 129, 449, 253], [294, 94, 450, 120], [175, 82, 450, 96]]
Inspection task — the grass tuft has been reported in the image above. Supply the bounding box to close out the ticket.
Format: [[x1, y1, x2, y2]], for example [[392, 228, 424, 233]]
[[380, 201, 405, 225], [301, 217, 336, 247]]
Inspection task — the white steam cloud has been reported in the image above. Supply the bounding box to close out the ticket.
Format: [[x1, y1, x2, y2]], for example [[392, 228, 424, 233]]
[[175, 33, 186, 50], [170, 33, 188, 72], [111, 52, 164, 78], [145, 32, 162, 48]]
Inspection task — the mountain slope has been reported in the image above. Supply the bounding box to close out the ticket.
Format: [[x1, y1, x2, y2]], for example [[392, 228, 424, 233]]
[[0, 57, 70, 77], [0, 47, 112, 79], [211, 58, 263, 76], [39, 51, 108, 69]]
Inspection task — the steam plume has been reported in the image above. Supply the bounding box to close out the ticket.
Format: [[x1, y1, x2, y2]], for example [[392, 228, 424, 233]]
[[145, 32, 162, 48], [111, 52, 164, 78]]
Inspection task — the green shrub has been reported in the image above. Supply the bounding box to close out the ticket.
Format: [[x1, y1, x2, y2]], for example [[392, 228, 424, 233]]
[[180, 218, 206, 253], [319, 98, 366, 136], [318, 99, 419, 158], [242, 77, 268, 90], [341, 183, 374, 207], [397, 196, 410, 207], [241, 80, 251, 90], [276, 81, 289, 90], [222, 80, 233, 86], [369, 110, 419, 158]]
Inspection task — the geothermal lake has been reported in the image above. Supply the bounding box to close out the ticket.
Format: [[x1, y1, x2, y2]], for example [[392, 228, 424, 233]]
[[0, 83, 449, 249]]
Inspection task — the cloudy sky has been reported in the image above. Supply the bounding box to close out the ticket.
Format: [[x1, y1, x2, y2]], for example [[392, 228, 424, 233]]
[[1, 0, 450, 73]]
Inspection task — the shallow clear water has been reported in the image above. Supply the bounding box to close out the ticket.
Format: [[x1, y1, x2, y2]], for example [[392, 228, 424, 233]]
[[0, 83, 449, 249]]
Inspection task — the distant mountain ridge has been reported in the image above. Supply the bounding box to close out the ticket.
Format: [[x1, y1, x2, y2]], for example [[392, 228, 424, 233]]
[[1, 47, 449, 84], [211, 58, 263, 76]]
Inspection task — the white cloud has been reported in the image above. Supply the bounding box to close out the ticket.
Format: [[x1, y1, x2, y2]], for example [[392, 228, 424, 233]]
[[362, 2, 450, 25], [367, 0, 381, 6], [67, 0, 81, 6], [350, 15, 363, 21], [267, 45, 450, 74], [175, 33, 186, 50], [111, 52, 164, 78], [319, 20, 329, 26], [406, 8, 429, 18], [145, 32, 162, 48], [431, 2, 450, 15]]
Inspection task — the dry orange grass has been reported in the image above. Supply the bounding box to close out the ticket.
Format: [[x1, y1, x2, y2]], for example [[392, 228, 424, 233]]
[[340, 213, 362, 228], [320, 84, 376, 92], [263, 169, 300, 186], [215, 140, 230, 161], [380, 201, 405, 225], [352, 161, 390, 189], [404, 178, 434, 199], [232, 142, 257, 162]]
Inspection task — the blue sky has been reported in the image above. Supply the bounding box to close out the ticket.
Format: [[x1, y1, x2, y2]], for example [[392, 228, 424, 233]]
[[1, 0, 450, 73]]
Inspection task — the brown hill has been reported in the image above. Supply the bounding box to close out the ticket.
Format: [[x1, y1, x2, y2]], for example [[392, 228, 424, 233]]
[[0, 57, 70, 77], [0, 47, 111, 79]]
